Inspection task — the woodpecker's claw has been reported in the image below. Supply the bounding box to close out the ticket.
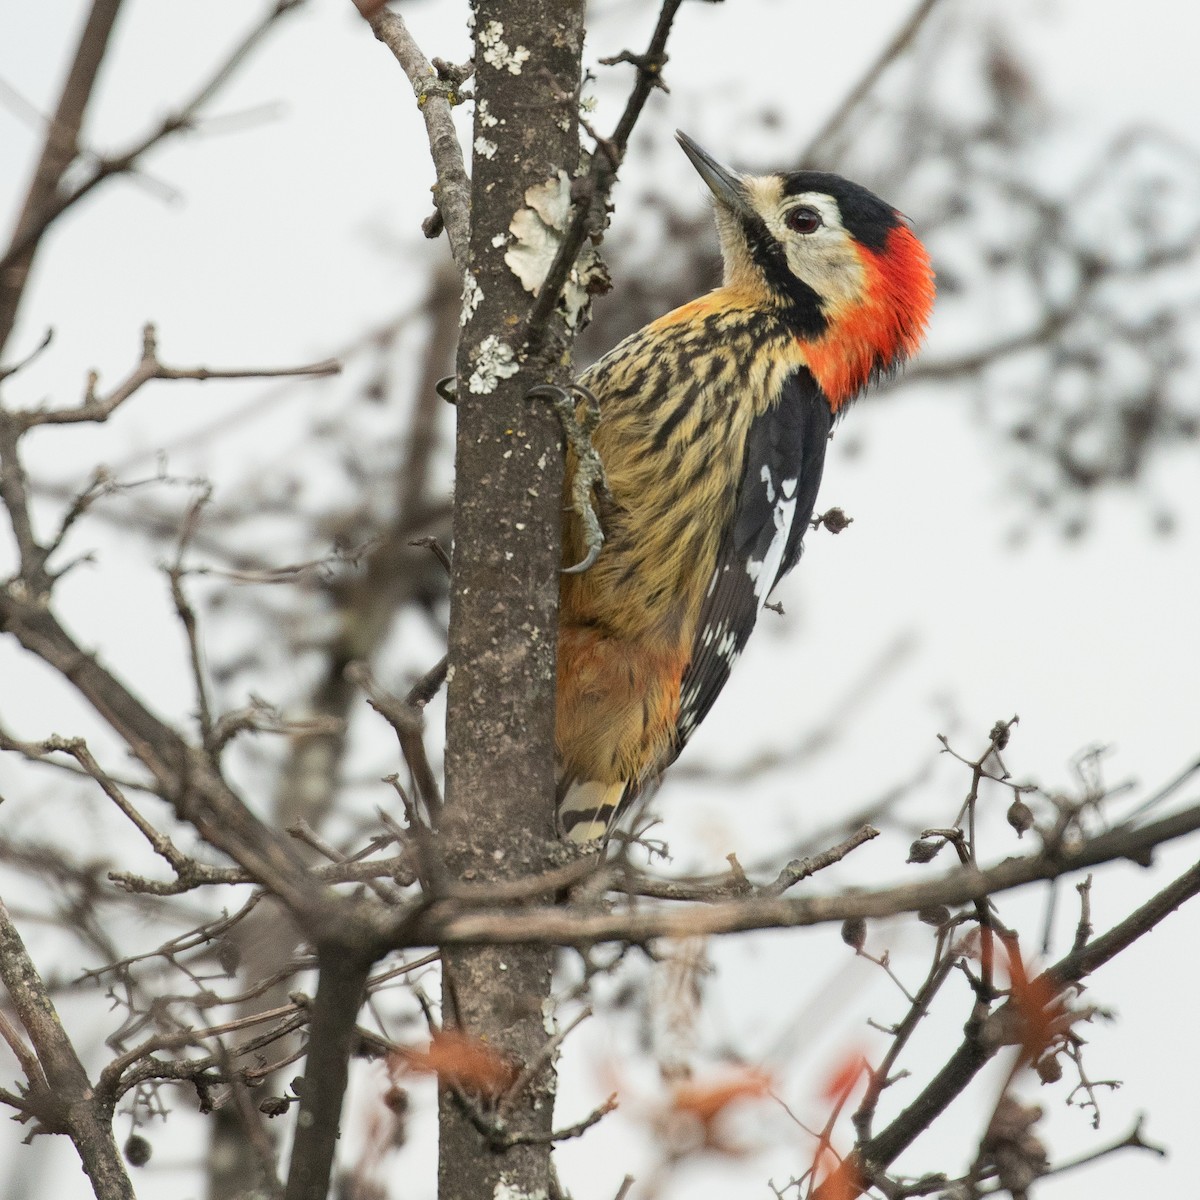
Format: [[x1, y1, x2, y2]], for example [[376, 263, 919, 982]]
[[435, 375, 458, 404], [563, 535, 603, 576], [528, 383, 609, 575]]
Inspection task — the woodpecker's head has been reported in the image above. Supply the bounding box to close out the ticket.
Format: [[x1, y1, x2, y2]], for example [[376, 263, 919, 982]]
[[676, 131, 935, 407]]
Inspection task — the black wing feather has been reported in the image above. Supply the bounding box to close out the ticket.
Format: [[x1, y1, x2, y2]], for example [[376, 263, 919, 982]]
[[673, 367, 833, 757]]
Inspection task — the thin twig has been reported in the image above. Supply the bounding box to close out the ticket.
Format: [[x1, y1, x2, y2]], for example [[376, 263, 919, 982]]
[[615, 826, 878, 903], [800, 0, 943, 166], [99, 1000, 305, 1095], [33, 737, 192, 873], [499, 1008, 592, 1114], [0, 899, 135, 1197], [358, 4, 471, 271], [411, 534, 453, 575], [401, 799, 1200, 947], [0, 328, 54, 382], [12, 322, 338, 431], [348, 661, 444, 820], [0, 2, 307, 297], [0, 1009, 47, 1092], [168, 487, 218, 747], [817, 854, 1200, 1197], [521, 0, 686, 347], [852, 930, 958, 1143], [1037, 1114, 1165, 1181], [761, 826, 881, 897], [288, 821, 401, 904], [0, 0, 125, 354], [1072, 875, 1094, 952]]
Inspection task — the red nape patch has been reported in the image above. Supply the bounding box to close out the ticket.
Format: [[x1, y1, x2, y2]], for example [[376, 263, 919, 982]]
[[802, 223, 935, 409], [873, 224, 937, 358]]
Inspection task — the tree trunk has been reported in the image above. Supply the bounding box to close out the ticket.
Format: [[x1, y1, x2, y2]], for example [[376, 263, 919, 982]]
[[438, 2, 585, 1198]]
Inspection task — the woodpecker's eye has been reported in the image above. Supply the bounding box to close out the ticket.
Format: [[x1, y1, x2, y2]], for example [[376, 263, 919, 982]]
[[784, 206, 822, 235]]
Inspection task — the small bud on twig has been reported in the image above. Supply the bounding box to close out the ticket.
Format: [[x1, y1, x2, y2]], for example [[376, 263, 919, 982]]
[[842, 917, 867, 951], [908, 838, 943, 864], [123, 1135, 152, 1167], [1007, 798, 1034, 837], [1035, 1055, 1063, 1084]]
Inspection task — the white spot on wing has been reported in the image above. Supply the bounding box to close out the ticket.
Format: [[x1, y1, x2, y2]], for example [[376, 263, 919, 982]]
[[745, 491, 797, 604], [759, 464, 776, 502], [678, 683, 700, 735]]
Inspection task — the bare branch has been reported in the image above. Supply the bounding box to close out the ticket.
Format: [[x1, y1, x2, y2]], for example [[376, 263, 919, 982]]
[[853, 930, 959, 1144], [0, 585, 332, 923], [521, 0, 686, 347], [38, 736, 192, 871], [1034, 1114, 1166, 1183], [761, 826, 882, 898], [357, 4, 471, 271], [0, 1, 307, 311], [404, 801, 1200, 947], [617, 826, 879, 903], [348, 659, 445, 821], [0, 1008, 47, 1094], [821, 854, 1200, 1197], [288, 820, 402, 904], [0, 898, 134, 1198], [281, 948, 372, 1200], [800, 0, 943, 166], [99, 1001, 307, 1099], [12, 322, 339, 431], [500, 1008, 593, 1115], [0, 327, 53, 382], [0, 0, 125, 355], [167, 489, 219, 747]]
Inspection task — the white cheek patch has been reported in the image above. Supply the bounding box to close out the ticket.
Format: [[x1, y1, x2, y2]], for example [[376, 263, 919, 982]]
[[791, 247, 866, 309], [774, 193, 865, 310], [738, 187, 866, 309]]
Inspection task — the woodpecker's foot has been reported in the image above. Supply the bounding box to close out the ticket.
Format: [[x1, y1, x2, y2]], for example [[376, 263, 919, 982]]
[[435, 375, 457, 404], [528, 382, 610, 574]]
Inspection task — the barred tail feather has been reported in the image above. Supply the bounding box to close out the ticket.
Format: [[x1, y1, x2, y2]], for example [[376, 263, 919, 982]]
[[558, 778, 628, 843]]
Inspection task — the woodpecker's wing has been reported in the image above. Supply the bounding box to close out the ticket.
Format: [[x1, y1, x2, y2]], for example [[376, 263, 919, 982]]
[[674, 367, 833, 753]]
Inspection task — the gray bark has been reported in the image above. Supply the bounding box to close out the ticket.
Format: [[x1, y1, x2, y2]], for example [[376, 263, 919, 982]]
[[438, 2, 586, 1198]]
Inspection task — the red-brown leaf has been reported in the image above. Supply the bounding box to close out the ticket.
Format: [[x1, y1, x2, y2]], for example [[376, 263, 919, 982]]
[[1000, 936, 1065, 1062], [391, 1030, 519, 1097], [670, 1067, 772, 1125], [821, 1051, 868, 1104]]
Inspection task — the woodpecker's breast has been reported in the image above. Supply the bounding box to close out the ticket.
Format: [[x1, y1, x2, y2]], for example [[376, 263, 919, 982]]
[[562, 294, 811, 646]]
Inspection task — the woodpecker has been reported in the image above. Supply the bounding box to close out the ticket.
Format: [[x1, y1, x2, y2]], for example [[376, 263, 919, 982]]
[[556, 132, 935, 842]]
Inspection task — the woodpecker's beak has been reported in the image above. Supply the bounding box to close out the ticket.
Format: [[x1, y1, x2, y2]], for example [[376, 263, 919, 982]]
[[675, 131, 753, 218]]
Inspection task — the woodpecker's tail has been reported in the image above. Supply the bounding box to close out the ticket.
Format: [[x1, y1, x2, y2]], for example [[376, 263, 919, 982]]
[[557, 778, 628, 844]]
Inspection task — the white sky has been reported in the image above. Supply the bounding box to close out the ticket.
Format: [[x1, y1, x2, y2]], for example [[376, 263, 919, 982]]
[[2, 1, 1200, 1197]]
